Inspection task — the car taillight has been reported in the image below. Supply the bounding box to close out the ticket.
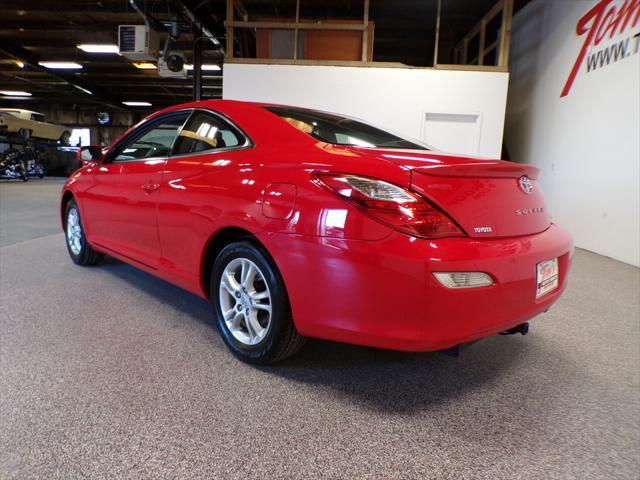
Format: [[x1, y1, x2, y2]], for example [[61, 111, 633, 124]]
[[313, 173, 464, 239]]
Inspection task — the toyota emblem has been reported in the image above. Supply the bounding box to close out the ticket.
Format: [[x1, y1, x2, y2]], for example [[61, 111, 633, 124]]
[[519, 176, 533, 194]]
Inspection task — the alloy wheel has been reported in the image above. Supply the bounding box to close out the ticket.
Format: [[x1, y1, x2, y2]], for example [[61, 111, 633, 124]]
[[66, 207, 83, 255], [219, 257, 272, 346]]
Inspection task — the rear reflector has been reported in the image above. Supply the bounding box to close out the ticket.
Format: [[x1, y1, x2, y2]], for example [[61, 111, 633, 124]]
[[433, 272, 493, 289]]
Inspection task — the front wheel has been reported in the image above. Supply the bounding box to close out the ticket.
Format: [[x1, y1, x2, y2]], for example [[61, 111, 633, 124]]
[[211, 241, 306, 364], [64, 199, 104, 266]]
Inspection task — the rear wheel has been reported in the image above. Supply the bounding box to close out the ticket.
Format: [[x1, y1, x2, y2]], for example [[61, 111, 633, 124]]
[[211, 241, 306, 364], [64, 199, 104, 266], [59, 131, 71, 146], [18, 128, 31, 141]]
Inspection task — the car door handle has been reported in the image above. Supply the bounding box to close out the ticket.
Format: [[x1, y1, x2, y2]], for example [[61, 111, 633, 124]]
[[141, 182, 160, 194]]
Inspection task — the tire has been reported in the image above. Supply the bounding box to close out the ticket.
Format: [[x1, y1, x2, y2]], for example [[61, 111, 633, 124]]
[[211, 241, 306, 364], [59, 131, 71, 146], [18, 128, 31, 141], [19, 163, 28, 182], [64, 199, 104, 266], [35, 162, 46, 178]]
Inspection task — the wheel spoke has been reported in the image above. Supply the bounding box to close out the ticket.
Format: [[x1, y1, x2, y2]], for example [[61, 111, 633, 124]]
[[230, 312, 243, 330], [245, 311, 262, 341], [224, 272, 242, 292], [240, 260, 255, 288], [221, 280, 237, 296], [253, 303, 271, 314], [249, 290, 269, 301]]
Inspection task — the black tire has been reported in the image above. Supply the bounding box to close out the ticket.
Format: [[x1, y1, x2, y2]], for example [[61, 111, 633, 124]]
[[35, 162, 46, 178], [19, 128, 31, 141], [64, 199, 104, 266], [211, 241, 306, 364], [59, 131, 71, 146]]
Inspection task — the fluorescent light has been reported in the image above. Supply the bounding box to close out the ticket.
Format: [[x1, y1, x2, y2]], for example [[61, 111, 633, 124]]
[[38, 61, 83, 69], [185, 64, 221, 71], [133, 62, 157, 70], [122, 101, 152, 107], [74, 85, 93, 95], [0, 90, 32, 96], [77, 44, 120, 54]]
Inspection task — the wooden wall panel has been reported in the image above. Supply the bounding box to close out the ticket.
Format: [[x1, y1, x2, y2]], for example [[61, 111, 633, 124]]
[[253, 20, 374, 62]]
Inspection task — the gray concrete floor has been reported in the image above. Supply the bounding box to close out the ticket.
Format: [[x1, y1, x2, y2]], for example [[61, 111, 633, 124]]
[[1, 179, 639, 480]]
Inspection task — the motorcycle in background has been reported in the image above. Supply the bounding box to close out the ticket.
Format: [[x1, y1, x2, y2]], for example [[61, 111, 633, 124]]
[[0, 142, 46, 181]]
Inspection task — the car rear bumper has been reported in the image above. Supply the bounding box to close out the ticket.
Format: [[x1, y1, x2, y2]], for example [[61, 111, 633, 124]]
[[259, 223, 573, 352]]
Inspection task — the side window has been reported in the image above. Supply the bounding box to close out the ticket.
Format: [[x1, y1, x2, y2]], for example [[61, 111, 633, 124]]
[[172, 111, 243, 155], [113, 113, 189, 163], [31, 113, 46, 123]]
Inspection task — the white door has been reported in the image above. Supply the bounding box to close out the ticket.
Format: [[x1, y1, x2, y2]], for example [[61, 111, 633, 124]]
[[422, 112, 482, 156]]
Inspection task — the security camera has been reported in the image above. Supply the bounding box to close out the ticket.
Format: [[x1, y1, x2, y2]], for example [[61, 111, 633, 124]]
[[165, 54, 184, 72]]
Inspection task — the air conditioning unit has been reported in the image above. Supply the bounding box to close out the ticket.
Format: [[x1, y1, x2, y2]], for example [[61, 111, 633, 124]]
[[118, 25, 160, 61]]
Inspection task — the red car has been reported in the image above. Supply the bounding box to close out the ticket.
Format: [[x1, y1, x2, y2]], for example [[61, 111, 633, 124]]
[[62, 100, 573, 363]]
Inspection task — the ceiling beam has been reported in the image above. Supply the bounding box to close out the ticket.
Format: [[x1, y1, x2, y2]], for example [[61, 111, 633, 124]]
[[0, 39, 126, 110]]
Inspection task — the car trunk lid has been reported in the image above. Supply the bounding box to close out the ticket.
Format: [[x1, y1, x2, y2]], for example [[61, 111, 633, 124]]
[[352, 148, 551, 238]]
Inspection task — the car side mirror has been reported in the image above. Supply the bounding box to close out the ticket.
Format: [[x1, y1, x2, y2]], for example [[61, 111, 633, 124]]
[[77, 145, 103, 164]]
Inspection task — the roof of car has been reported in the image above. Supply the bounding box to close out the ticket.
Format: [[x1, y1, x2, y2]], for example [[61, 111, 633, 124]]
[[0, 108, 44, 115]]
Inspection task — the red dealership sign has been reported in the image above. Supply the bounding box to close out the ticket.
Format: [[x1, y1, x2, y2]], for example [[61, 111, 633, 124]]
[[561, 0, 640, 97]]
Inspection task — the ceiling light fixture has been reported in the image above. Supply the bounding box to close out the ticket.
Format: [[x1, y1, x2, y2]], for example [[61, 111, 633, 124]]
[[74, 85, 93, 95], [38, 61, 83, 69], [132, 62, 157, 70], [122, 101, 152, 107], [77, 44, 120, 54], [0, 90, 32, 96], [184, 64, 221, 71]]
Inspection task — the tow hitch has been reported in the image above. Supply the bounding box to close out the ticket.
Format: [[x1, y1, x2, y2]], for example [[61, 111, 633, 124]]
[[499, 322, 530, 336]]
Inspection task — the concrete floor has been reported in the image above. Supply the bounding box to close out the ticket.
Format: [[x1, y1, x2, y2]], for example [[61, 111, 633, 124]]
[[1, 178, 639, 480]]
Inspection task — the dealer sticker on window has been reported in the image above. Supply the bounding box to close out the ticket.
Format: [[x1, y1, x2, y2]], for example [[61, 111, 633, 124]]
[[536, 258, 559, 299]]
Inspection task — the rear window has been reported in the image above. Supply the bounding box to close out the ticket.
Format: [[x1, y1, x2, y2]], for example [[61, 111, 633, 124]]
[[265, 106, 428, 150]]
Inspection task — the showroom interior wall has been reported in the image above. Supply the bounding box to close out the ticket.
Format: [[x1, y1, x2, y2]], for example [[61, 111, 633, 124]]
[[223, 64, 510, 158], [506, 0, 640, 266]]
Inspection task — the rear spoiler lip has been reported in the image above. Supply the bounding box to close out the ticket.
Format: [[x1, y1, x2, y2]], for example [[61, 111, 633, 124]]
[[411, 161, 540, 180]]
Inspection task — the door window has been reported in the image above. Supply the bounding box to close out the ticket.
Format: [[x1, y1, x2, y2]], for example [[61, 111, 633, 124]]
[[172, 111, 244, 155], [113, 113, 189, 162]]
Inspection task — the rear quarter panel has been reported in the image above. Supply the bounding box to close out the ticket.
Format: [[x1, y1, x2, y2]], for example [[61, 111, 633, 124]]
[[155, 142, 405, 297]]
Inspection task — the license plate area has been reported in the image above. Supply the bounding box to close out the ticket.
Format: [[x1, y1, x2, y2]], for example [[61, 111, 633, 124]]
[[536, 258, 559, 299]]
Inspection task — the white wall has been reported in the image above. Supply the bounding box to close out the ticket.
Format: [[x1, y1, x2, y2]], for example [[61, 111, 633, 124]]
[[506, 0, 640, 266], [223, 63, 509, 158]]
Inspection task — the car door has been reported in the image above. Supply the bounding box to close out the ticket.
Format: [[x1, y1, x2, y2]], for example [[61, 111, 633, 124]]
[[81, 111, 190, 268], [156, 109, 254, 292]]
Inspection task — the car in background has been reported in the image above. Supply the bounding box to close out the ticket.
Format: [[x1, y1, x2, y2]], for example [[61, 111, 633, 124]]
[[60, 100, 573, 364], [0, 108, 71, 145]]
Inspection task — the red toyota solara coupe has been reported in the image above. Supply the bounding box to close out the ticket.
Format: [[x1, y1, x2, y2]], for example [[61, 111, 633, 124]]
[[62, 100, 573, 363]]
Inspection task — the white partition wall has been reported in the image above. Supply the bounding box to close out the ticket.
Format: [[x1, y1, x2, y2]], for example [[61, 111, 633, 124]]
[[223, 63, 509, 159], [506, 0, 640, 266]]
